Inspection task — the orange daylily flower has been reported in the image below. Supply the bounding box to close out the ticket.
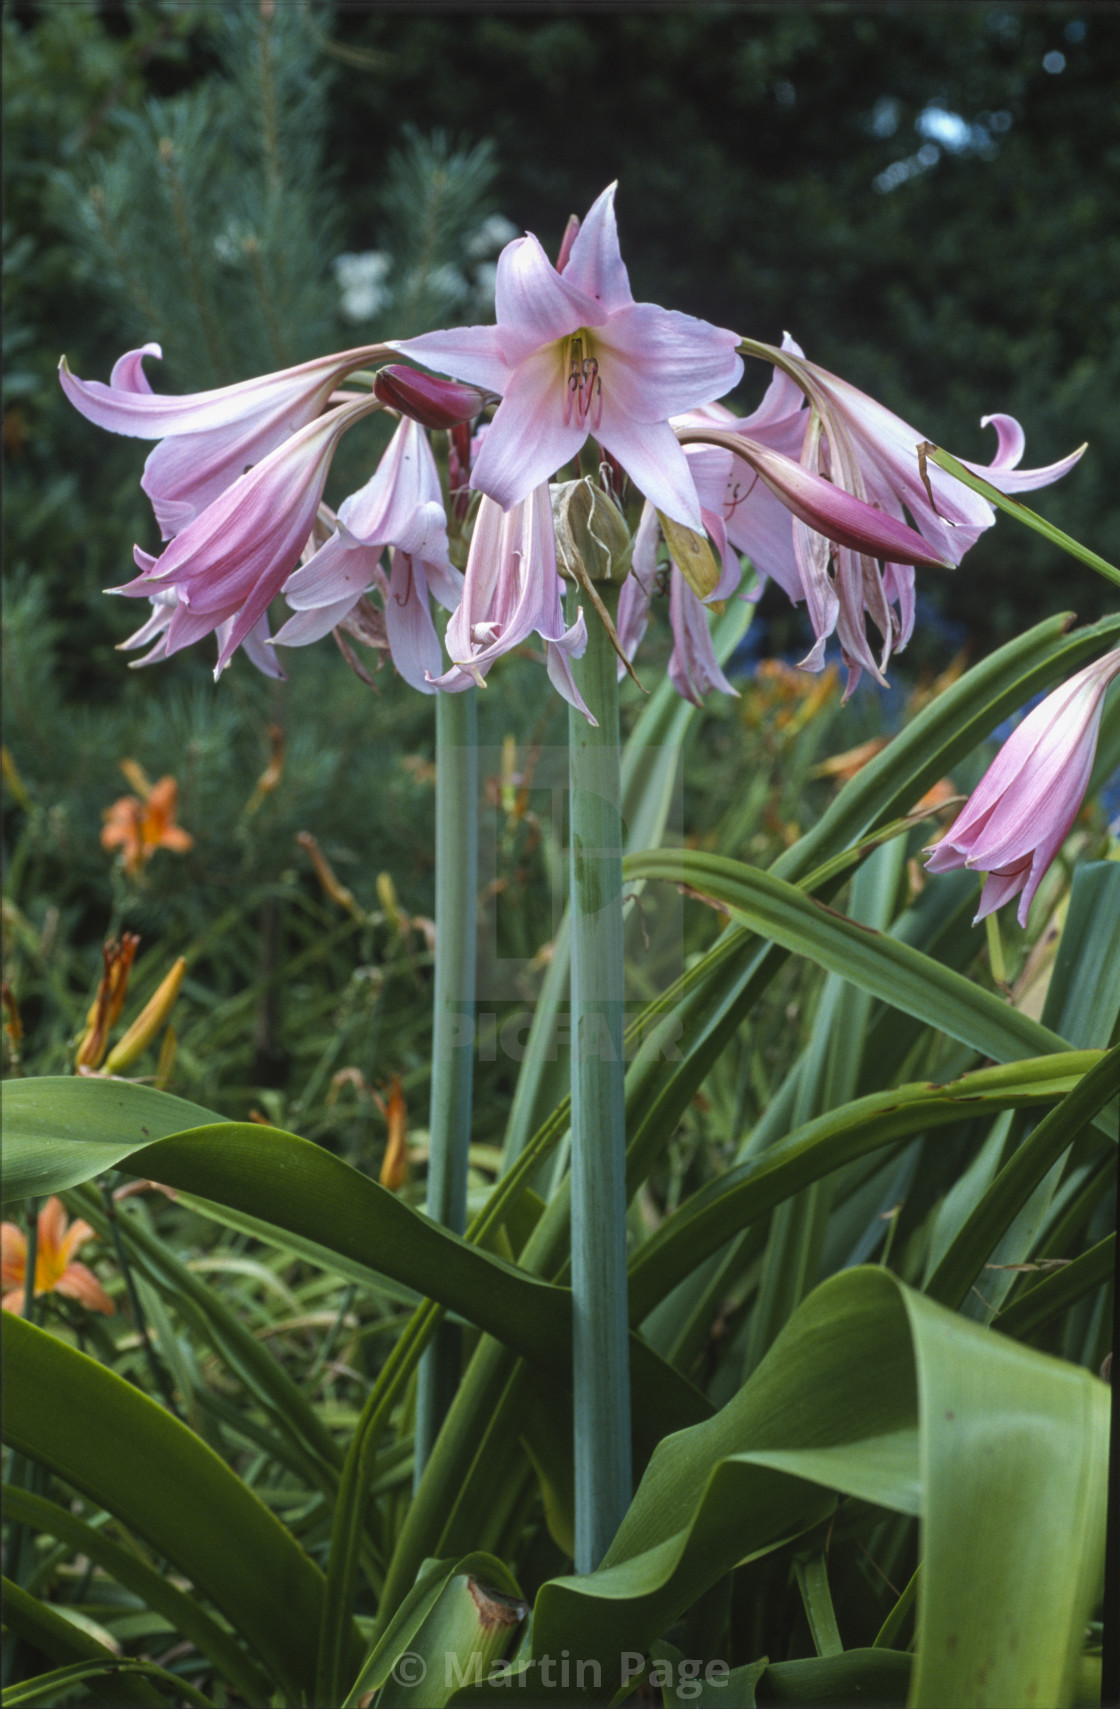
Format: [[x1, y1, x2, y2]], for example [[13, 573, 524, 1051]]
[[2, 1196, 116, 1315], [102, 768, 193, 878]]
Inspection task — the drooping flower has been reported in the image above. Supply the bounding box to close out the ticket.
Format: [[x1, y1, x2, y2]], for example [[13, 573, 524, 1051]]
[[61, 341, 391, 538], [274, 415, 462, 693], [616, 496, 739, 706], [678, 338, 1084, 692], [391, 184, 743, 529], [111, 394, 384, 676], [101, 767, 193, 877], [432, 484, 594, 722], [2, 1197, 115, 1316], [925, 647, 1120, 926]]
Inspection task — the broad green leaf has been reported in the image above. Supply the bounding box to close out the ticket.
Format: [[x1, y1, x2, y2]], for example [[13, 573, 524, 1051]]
[[520, 1270, 1106, 1706], [2, 1484, 270, 1703], [1, 1079, 229, 1205], [340, 1554, 520, 1708], [2, 1314, 347, 1699], [755, 1648, 912, 1704], [2, 1079, 574, 1364], [377, 1564, 528, 1707]]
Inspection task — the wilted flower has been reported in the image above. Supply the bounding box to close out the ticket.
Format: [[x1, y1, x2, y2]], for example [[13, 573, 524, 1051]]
[[392, 183, 743, 528], [925, 647, 1120, 925], [2, 1197, 115, 1316], [75, 933, 141, 1072]]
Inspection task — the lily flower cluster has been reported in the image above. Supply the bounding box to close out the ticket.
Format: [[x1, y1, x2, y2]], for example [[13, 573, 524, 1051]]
[[62, 181, 1111, 922]]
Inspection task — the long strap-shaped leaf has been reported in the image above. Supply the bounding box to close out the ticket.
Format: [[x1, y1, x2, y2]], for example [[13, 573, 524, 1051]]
[[2, 1314, 348, 1700], [626, 1053, 1100, 1321], [626, 848, 1080, 1066], [522, 1268, 1108, 1708]]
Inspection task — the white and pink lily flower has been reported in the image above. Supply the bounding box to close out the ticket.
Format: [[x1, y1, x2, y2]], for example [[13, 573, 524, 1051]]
[[274, 416, 462, 694], [60, 341, 390, 539], [616, 450, 743, 704], [925, 647, 1120, 926], [115, 587, 282, 679], [675, 337, 1083, 693], [433, 484, 595, 723], [112, 394, 383, 676], [775, 342, 1086, 567], [390, 183, 743, 530]]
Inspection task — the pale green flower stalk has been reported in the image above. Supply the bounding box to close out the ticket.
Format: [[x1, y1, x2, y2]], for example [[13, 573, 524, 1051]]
[[413, 670, 480, 1484], [557, 482, 634, 1572]]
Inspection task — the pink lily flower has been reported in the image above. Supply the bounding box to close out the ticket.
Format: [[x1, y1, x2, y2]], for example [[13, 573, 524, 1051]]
[[676, 338, 1083, 692], [925, 647, 1120, 926], [390, 183, 743, 530], [432, 484, 595, 722], [770, 339, 1086, 567], [616, 460, 741, 704], [274, 416, 463, 694], [112, 394, 383, 676], [60, 341, 390, 538], [117, 587, 286, 680]]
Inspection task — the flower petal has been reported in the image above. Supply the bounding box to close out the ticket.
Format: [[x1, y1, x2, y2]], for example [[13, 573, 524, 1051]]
[[469, 352, 586, 511], [383, 551, 441, 694], [494, 232, 604, 361], [599, 302, 743, 424], [596, 411, 704, 531], [60, 344, 386, 440], [561, 183, 633, 315], [54, 1262, 116, 1315], [389, 325, 513, 396]]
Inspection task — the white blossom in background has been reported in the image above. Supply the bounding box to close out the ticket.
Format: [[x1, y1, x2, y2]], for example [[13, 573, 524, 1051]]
[[334, 252, 392, 322]]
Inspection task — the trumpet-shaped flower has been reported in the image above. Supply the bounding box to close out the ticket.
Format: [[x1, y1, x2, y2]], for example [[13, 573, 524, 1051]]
[[391, 184, 743, 530], [61, 342, 390, 538], [617, 476, 740, 706], [2, 1197, 115, 1316], [274, 416, 462, 693], [113, 394, 383, 676], [681, 338, 1083, 691], [925, 647, 1120, 925], [433, 484, 594, 721]]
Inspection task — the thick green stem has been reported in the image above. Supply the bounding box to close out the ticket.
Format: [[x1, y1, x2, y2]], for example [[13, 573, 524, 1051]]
[[568, 589, 632, 1572], [414, 686, 478, 1484]]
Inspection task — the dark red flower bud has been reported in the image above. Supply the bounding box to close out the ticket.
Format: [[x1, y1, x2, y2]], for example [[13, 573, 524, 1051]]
[[373, 365, 486, 430]]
